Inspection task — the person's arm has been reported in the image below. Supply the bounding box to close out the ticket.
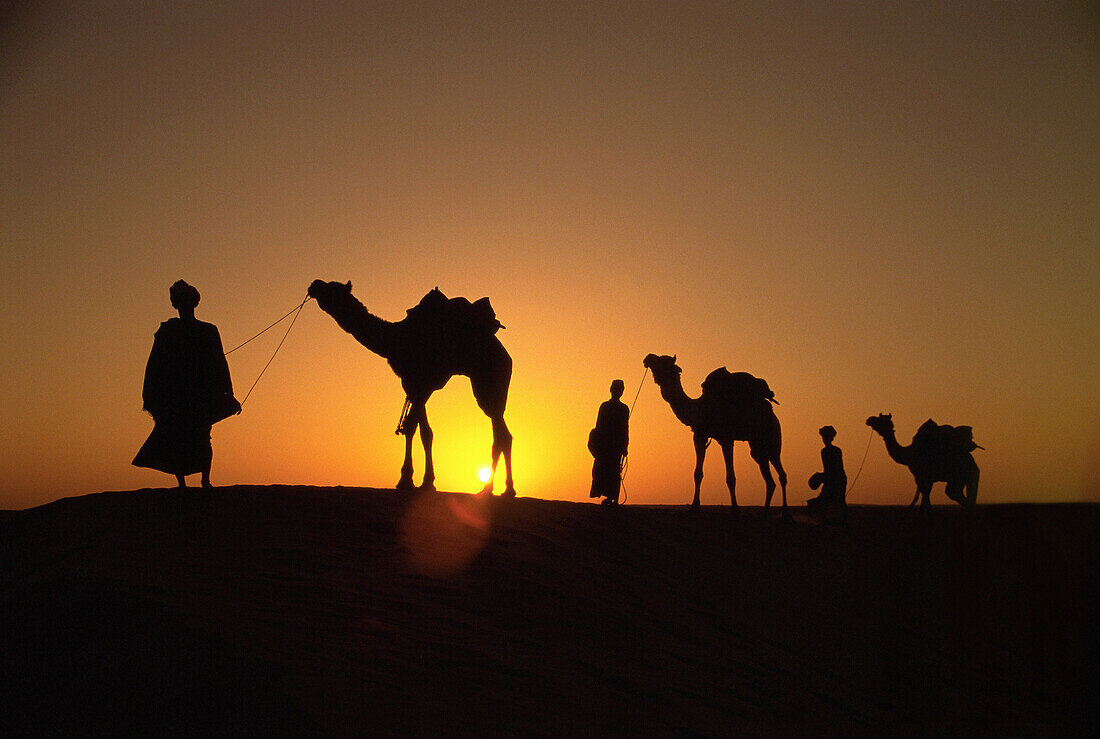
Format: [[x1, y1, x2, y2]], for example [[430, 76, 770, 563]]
[[141, 329, 167, 416], [209, 325, 234, 396]]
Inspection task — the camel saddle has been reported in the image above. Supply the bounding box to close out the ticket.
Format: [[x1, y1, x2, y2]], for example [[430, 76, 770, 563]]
[[912, 419, 981, 456], [405, 287, 504, 338], [700, 367, 777, 406]]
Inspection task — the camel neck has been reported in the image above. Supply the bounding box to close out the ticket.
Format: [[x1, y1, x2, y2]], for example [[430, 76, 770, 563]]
[[878, 429, 911, 465], [655, 375, 698, 427], [320, 295, 399, 359]]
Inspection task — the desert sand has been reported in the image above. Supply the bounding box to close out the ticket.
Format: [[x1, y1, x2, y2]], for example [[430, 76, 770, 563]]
[[1, 486, 1095, 736]]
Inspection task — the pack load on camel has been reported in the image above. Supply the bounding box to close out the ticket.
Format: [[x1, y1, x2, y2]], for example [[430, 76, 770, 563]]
[[405, 287, 504, 341], [700, 367, 777, 407], [911, 419, 983, 460]]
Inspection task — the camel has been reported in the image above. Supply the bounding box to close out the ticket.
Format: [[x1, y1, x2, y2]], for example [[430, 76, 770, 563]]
[[866, 413, 980, 509], [643, 354, 788, 517], [307, 280, 514, 496]]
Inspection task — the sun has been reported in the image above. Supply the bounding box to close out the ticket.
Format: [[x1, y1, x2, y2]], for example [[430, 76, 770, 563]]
[[477, 466, 492, 484]]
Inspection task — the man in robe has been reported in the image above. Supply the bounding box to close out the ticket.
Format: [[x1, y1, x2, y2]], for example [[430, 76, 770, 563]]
[[807, 425, 847, 523], [133, 280, 239, 488], [588, 379, 629, 506]]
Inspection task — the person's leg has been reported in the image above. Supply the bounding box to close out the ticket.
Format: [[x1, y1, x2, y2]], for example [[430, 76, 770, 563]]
[[200, 426, 213, 488]]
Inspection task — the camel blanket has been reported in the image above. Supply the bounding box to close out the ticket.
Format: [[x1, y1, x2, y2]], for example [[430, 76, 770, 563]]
[[700, 367, 776, 406], [912, 419, 980, 457], [405, 287, 503, 339]]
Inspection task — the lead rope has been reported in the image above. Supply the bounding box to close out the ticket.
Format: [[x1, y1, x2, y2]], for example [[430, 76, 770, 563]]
[[226, 294, 312, 407], [224, 296, 311, 356], [617, 366, 649, 503], [844, 426, 875, 499]]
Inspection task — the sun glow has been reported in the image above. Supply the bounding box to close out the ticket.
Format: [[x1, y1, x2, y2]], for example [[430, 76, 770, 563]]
[[477, 466, 492, 484]]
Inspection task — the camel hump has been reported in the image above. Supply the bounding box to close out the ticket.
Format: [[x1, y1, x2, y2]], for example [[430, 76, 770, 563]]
[[700, 367, 775, 405], [913, 419, 980, 455], [406, 287, 504, 337]]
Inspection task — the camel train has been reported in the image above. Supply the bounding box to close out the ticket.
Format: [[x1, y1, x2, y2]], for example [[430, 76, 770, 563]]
[[307, 280, 980, 511]]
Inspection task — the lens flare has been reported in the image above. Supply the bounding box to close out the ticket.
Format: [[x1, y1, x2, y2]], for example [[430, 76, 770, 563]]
[[477, 466, 492, 484], [399, 491, 490, 577]]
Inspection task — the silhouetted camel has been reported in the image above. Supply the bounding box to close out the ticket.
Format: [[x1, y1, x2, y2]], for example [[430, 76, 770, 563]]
[[643, 354, 788, 517], [308, 280, 514, 496], [866, 413, 980, 509]]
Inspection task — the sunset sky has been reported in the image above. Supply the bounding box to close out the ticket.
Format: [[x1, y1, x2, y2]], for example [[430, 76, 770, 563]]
[[1, 1, 1096, 510]]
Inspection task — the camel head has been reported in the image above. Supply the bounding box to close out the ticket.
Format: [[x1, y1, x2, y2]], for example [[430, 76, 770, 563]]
[[866, 413, 895, 437], [643, 354, 681, 387], [308, 279, 353, 310]]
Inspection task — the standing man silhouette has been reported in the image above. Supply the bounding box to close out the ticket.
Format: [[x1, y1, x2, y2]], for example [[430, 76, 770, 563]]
[[807, 425, 847, 523], [588, 379, 629, 506], [133, 280, 240, 488]]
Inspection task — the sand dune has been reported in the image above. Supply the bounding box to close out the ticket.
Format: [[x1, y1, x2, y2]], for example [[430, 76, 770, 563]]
[[1, 487, 1095, 735]]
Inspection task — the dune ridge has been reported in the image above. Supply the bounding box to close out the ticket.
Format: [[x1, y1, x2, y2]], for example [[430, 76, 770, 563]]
[[1, 486, 1095, 735]]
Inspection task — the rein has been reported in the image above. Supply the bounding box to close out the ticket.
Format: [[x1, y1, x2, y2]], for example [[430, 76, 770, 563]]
[[617, 366, 650, 501], [844, 426, 875, 499], [225, 294, 312, 406]]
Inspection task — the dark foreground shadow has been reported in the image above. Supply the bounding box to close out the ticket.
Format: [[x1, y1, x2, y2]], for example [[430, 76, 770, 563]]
[[0, 579, 315, 734], [1, 488, 1094, 736]]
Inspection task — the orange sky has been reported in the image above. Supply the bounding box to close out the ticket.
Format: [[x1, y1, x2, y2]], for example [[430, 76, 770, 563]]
[[1, 1, 1097, 510]]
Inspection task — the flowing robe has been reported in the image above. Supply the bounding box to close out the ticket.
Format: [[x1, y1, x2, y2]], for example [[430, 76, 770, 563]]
[[819, 444, 847, 503], [588, 398, 629, 500], [132, 318, 237, 475]]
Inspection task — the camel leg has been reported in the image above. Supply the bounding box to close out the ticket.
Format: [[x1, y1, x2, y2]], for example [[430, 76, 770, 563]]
[[396, 400, 423, 491], [918, 485, 932, 509], [417, 402, 435, 492], [482, 416, 515, 497], [774, 457, 789, 519], [496, 416, 515, 497], [751, 446, 789, 520], [471, 355, 514, 498], [480, 459, 496, 496], [945, 480, 966, 506], [720, 441, 738, 514], [967, 466, 979, 509], [691, 434, 707, 510], [756, 457, 776, 517], [398, 427, 416, 491]]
